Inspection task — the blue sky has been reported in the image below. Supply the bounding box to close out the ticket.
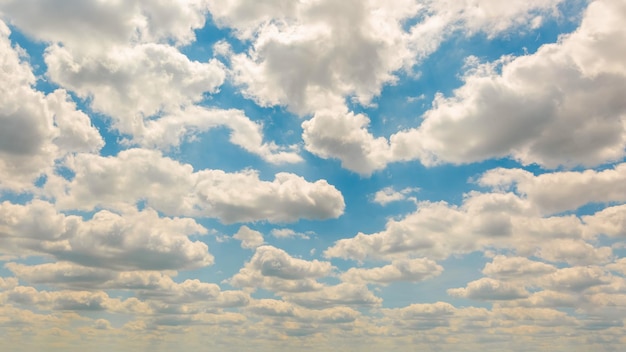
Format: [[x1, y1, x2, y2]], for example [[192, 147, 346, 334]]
[[1, 0, 626, 351]]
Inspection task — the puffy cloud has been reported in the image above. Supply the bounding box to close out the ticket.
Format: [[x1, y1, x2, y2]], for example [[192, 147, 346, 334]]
[[2, 286, 146, 313], [536, 239, 613, 266], [247, 299, 360, 325], [0, 0, 211, 48], [382, 302, 456, 330], [270, 228, 310, 240], [284, 283, 382, 309], [136, 106, 301, 164], [219, 0, 421, 115], [372, 187, 419, 206], [0, 200, 213, 270], [47, 148, 344, 223], [583, 204, 626, 238], [233, 226, 264, 249], [0, 277, 18, 290], [229, 245, 332, 293], [0, 21, 102, 191], [482, 255, 557, 279], [299, 0, 626, 174], [447, 278, 530, 300], [302, 108, 393, 175], [394, 0, 626, 169], [45, 43, 225, 135], [324, 190, 581, 261], [479, 164, 626, 215], [340, 258, 443, 285], [427, 0, 563, 36], [541, 266, 612, 292], [508, 290, 579, 308], [212, 0, 564, 116]]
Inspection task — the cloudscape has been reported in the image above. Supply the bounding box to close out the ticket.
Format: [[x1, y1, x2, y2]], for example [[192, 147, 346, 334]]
[[1, 0, 626, 351]]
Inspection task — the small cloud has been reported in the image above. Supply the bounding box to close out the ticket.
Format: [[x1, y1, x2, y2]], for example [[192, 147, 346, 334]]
[[271, 228, 310, 240], [407, 94, 426, 103], [372, 187, 420, 206], [234, 226, 265, 249]]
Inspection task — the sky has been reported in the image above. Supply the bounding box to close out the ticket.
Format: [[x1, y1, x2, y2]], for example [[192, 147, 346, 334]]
[[1, 0, 626, 351]]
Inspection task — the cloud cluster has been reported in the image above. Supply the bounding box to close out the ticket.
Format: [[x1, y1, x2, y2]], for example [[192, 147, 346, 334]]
[[45, 148, 344, 223], [1, 0, 626, 351], [301, 0, 626, 174]]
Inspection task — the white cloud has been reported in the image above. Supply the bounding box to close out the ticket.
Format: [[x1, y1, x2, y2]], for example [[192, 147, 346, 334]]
[[0, 277, 18, 290], [482, 255, 557, 279], [0, 200, 213, 270], [0, 21, 103, 191], [301, 107, 394, 175], [270, 228, 310, 240], [372, 186, 419, 206], [448, 278, 530, 300], [233, 226, 264, 249], [542, 266, 611, 292], [341, 258, 443, 285], [583, 204, 626, 238], [382, 301, 456, 330], [229, 245, 332, 293], [394, 0, 626, 169], [45, 43, 225, 135], [0, 0, 211, 48], [479, 164, 626, 215], [536, 239, 613, 266], [219, 0, 421, 115], [47, 148, 344, 223], [212, 0, 564, 117], [284, 283, 382, 309], [137, 106, 301, 164], [298, 0, 626, 175]]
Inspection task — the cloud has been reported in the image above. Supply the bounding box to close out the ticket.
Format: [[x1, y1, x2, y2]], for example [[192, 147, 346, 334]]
[[448, 278, 530, 300], [482, 255, 557, 279], [283, 283, 382, 309], [479, 164, 626, 215], [229, 245, 332, 293], [372, 187, 419, 206], [340, 258, 443, 285], [270, 228, 310, 240], [0, 0, 210, 48], [542, 266, 611, 292], [211, 0, 564, 116], [0, 200, 213, 270], [0, 21, 103, 191], [233, 226, 264, 249], [2, 286, 145, 313], [217, 0, 421, 115], [583, 204, 626, 238], [46, 148, 344, 223], [137, 106, 301, 164], [302, 107, 393, 175], [382, 301, 456, 330], [536, 239, 613, 266], [45, 43, 225, 135], [394, 0, 626, 169], [299, 0, 626, 175]]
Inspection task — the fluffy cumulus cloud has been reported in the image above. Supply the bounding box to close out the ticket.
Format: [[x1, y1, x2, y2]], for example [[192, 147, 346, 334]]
[[0, 200, 213, 270], [341, 258, 443, 285], [45, 148, 344, 223], [137, 106, 302, 164], [2, 0, 626, 351], [229, 245, 333, 293], [45, 43, 226, 134], [233, 226, 264, 249], [0, 21, 103, 191], [299, 0, 626, 175]]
